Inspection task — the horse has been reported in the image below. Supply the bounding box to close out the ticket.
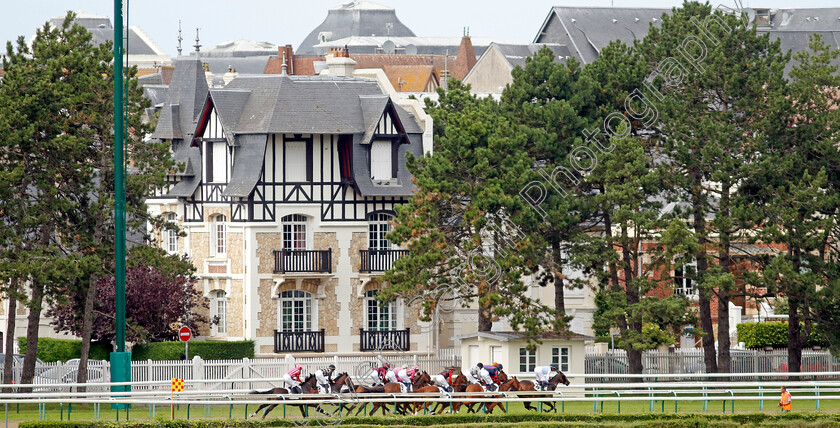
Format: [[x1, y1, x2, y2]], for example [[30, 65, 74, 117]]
[[326, 372, 355, 394], [453, 370, 519, 413], [249, 374, 323, 419], [409, 371, 446, 415], [483, 377, 521, 414], [517, 371, 570, 412], [425, 371, 469, 414]]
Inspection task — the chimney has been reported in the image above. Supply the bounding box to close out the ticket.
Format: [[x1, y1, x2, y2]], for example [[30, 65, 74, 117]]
[[276, 45, 295, 75], [452, 30, 477, 80], [223, 65, 238, 85], [325, 54, 357, 77]]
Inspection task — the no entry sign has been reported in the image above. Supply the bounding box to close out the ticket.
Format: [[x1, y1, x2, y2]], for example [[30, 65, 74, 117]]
[[179, 326, 192, 342]]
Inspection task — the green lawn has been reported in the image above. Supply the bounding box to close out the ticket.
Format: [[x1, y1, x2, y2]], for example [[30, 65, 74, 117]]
[[5, 399, 840, 424]]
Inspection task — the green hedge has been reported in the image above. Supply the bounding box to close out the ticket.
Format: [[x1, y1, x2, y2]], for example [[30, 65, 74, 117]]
[[18, 413, 840, 428], [736, 322, 829, 349], [131, 340, 254, 361], [17, 337, 112, 362]]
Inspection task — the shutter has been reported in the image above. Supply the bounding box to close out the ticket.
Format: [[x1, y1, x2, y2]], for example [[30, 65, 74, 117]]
[[212, 142, 226, 183], [285, 141, 307, 182], [371, 141, 392, 180]]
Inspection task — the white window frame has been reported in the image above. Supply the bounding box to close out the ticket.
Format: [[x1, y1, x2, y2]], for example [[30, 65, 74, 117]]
[[211, 290, 227, 336], [282, 214, 308, 251], [211, 141, 227, 183], [552, 347, 570, 372], [490, 346, 502, 365], [165, 212, 178, 254], [364, 289, 397, 331], [211, 214, 227, 256], [519, 348, 536, 372], [675, 260, 697, 297], [370, 140, 392, 180], [368, 213, 393, 251], [279, 290, 314, 332]]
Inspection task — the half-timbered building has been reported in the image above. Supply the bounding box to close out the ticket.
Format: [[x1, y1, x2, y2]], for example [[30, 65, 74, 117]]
[[147, 54, 433, 356]]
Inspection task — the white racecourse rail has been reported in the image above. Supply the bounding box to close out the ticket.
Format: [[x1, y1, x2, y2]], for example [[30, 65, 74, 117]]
[[3, 372, 840, 414]]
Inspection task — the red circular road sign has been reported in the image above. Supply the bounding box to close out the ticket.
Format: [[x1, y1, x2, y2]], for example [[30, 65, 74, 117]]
[[179, 326, 192, 342]]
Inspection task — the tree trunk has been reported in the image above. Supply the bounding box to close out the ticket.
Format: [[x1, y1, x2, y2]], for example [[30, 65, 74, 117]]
[[717, 181, 732, 375], [622, 232, 643, 378], [76, 273, 100, 391], [554, 271, 566, 317], [478, 304, 493, 332], [691, 166, 717, 374], [20, 278, 45, 390], [2, 278, 19, 392], [788, 298, 802, 379]]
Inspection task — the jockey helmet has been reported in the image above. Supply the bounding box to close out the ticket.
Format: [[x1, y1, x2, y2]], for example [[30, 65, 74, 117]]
[[496, 363, 503, 370], [550, 363, 558, 371], [477, 362, 483, 368], [402, 364, 408, 369], [382, 363, 391, 369]]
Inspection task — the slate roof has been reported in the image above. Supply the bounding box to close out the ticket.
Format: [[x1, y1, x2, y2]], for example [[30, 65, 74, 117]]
[[314, 36, 496, 57], [298, 1, 416, 55], [150, 56, 209, 198], [494, 43, 572, 69], [457, 331, 594, 342], [764, 30, 840, 76], [49, 12, 167, 57], [192, 74, 424, 198], [534, 7, 669, 64], [197, 57, 272, 76]]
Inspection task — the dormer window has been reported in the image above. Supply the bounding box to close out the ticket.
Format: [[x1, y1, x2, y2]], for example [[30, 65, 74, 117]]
[[206, 141, 228, 183], [371, 140, 393, 180]]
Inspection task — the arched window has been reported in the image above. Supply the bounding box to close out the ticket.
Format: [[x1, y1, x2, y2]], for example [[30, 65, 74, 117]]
[[211, 290, 227, 335], [279, 290, 313, 332], [364, 289, 396, 331], [212, 214, 227, 255], [165, 212, 178, 253], [282, 214, 307, 250], [368, 213, 393, 251]]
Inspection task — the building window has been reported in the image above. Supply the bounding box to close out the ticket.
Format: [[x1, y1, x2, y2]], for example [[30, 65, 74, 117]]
[[211, 290, 227, 335], [552, 347, 570, 372], [519, 348, 536, 372], [285, 141, 308, 182], [165, 212, 178, 253], [365, 289, 396, 331], [279, 290, 313, 332], [490, 346, 502, 366], [674, 261, 697, 296], [282, 214, 307, 250], [212, 215, 227, 255], [206, 141, 228, 183], [368, 213, 393, 251], [370, 140, 392, 180]]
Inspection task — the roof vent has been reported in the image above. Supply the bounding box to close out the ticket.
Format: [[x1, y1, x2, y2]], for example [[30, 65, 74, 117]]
[[612, 19, 618, 24], [98, 24, 107, 28], [571, 18, 576, 23], [652, 17, 659, 22], [634, 17, 640, 22]]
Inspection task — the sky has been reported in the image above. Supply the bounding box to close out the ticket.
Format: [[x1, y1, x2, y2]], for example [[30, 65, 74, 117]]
[[3, 0, 840, 58]]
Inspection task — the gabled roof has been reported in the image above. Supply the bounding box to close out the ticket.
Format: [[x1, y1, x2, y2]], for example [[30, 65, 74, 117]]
[[383, 64, 437, 92], [49, 12, 168, 57], [534, 7, 668, 64], [151, 104, 181, 140], [493, 43, 571, 69], [457, 331, 594, 342], [297, 1, 416, 55], [766, 8, 840, 31]]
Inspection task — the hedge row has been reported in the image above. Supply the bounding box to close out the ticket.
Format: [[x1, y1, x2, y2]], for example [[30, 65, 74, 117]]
[[17, 337, 112, 362], [131, 340, 254, 361], [18, 412, 840, 428], [736, 322, 829, 349]]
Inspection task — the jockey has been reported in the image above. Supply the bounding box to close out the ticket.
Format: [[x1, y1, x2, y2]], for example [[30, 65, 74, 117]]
[[385, 365, 400, 384], [396, 364, 414, 392], [368, 363, 390, 386], [466, 363, 483, 385], [480, 363, 501, 391], [283, 364, 303, 394], [534, 364, 557, 391], [315, 364, 336, 394], [433, 367, 456, 392]]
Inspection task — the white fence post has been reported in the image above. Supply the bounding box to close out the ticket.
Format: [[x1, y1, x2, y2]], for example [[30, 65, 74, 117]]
[[193, 356, 204, 390]]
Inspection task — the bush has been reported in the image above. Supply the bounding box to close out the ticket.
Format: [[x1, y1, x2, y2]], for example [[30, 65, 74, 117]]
[[736, 322, 829, 349], [17, 337, 112, 362], [131, 340, 255, 361]]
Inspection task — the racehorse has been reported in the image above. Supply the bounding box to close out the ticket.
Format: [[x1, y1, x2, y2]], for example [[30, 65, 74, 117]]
[[325, 372, 356, 394], [424, 371, 469, 414], [517, 371, 570, 412], [453, 370, 511, 414], [249, 374, 322, 419], [483, 377, 521, 414], [409, 371, 445, 415]]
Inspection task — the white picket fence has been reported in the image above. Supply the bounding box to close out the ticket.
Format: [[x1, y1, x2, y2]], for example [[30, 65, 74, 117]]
[[0, 354, 462, 391], [585, 348, 840, 381]]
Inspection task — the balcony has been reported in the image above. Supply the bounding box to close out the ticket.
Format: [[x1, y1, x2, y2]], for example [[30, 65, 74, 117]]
[[274, 329, 325, 353], [359, 328, 411, 352], [359, 249, 409, 273], [274, 249, 332, 274]]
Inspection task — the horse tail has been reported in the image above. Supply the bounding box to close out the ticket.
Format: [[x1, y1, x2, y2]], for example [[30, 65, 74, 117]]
[[252, 388, 275, 395]]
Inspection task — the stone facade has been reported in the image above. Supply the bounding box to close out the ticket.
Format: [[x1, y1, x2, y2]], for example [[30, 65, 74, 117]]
[[313, 232, 339, 272], [257, 278, 279, 338], [350, 232, 366, 272]]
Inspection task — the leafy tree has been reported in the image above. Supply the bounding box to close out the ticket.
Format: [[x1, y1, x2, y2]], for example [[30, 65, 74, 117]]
[[383, 80, 562, 345], [47, 246, 206, 343], [743, 34, 840, 372], [639, 2, 788, 374]]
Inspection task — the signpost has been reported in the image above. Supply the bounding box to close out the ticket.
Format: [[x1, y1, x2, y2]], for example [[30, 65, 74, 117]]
[[179, 326, 191, 360]]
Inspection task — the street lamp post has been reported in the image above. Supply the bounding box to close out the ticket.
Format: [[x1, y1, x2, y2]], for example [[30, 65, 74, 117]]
[[110, 0, 131, 409]]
